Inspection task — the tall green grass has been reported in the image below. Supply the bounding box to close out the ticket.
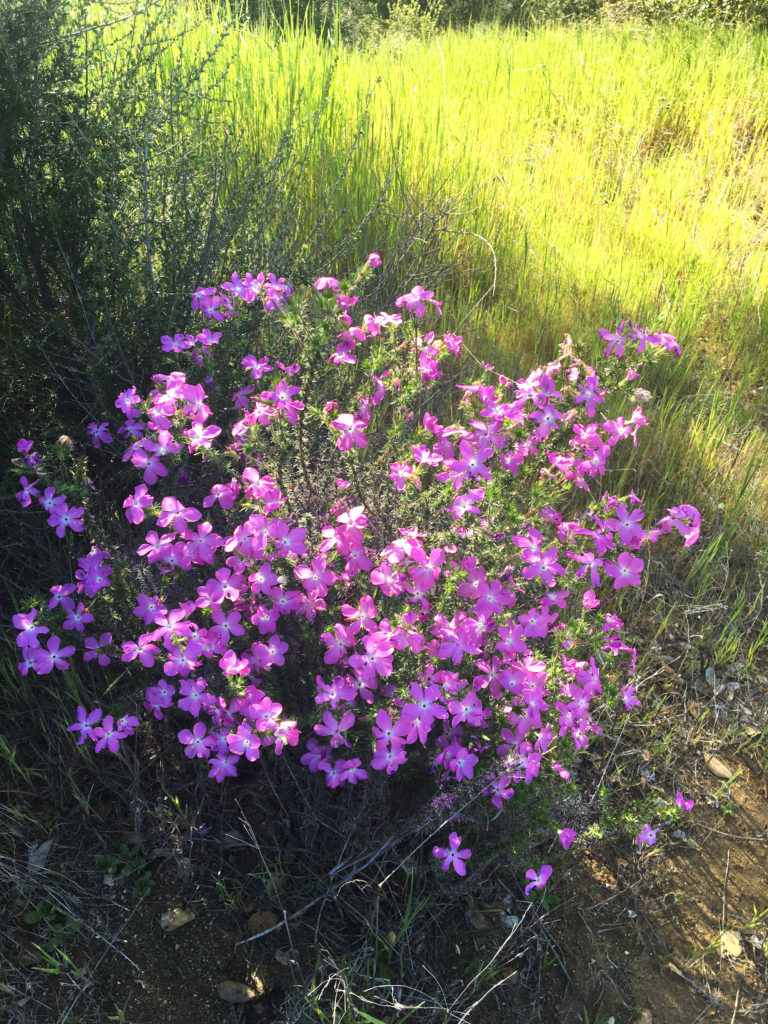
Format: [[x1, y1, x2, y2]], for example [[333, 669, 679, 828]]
[[81, 7, 768, 640]]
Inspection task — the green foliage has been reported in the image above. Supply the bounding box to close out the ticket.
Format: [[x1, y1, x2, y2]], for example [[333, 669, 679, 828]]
[[605, 0, 768, 26], [23, 898, 83, 952], [92, 842, 156, 897]]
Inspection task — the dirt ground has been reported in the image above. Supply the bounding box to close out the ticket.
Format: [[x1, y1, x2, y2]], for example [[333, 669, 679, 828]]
[[5, 747, 765, 1024], [4, 668, 768, 1024], [545, 748, 768, 1024]]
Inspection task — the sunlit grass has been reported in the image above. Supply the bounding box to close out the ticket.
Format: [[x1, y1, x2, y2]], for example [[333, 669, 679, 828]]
[[85, 5, 768, 648]]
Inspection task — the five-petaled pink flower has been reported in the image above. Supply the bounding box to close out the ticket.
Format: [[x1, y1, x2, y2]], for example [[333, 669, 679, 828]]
[[603, 552, 644, 590], [87, 421, 113, 448], [395, 285, 442, 318], [432, 832, 472, 876], [635, 824, 658, 846], [330, 413, 368, 452]]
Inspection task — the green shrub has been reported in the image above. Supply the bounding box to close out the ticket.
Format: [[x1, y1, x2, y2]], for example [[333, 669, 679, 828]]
[[603, 0, 768, 26], [0, 0, 385, 461]]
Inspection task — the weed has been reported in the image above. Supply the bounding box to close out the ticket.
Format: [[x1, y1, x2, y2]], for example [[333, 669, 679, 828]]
[[91, 843, 156, 898], [23, 898, 83, 953]]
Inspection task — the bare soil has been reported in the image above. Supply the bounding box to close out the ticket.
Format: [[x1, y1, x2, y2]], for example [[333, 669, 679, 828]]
[[4, 686, 768, 1024]]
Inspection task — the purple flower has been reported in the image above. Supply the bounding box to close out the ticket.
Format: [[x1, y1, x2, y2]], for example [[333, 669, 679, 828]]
[[13, 608, 48, 648], [603, 552, 644, 590], [367, 252, 382, 268], [86, 421, 113, 448], [558, 828, 577, 851], [675, 791, 694, 812], [635, 824, 658, 846], [92, 715, 122, 753], [115, 387, 141, 416], [32, 635, 76, 673], [62, 602, 94, 633], [313, 276, 340, 293], [48, 584, 76, 610], [38, 486, 66, 514], [432, 832, 472, 876], [524, 864, 553, 895], [178, 722, 213, 759], [47, 503, 85, 538], [116, 714, 139, 735], [15, 476, 40, 507], [208, 753, 239, 782], [83, 633, 113, 667], [394, 285, 442, 318], [121, 638, 159, 668], [67, 706, 102, 745], [621, 682, 641, 710], [144, 681, 176, 719]]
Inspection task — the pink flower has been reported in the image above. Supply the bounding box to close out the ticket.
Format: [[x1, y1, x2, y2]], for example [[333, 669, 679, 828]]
[[675, 791, 694, 811], [330, 413, 368, 452], [313, 276, 340, 293], [432, 832, 472, 875], [184, 421, 221, 452], [367, 252, 382, 268], [123, 484, 154, 525], [208, 754, 239, 783], [558, 828, 577, 851], [603, 552, 644, 590], [121, 638, 159, 668], [86, 421, 113, 448], [115, 387, 142, 416], [524, 864, 553, 895], [621, 682, 641, 710], [226, 723, 261, 761], [635, 824, 658, 846], [395, 285, 442, 318], [294, 556, 337, 596], [178, 722, 213, 759]]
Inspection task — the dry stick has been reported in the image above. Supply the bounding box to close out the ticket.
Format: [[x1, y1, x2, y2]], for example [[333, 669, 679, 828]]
[[282, 908, 302, 975], [667, 962, 726, 1009], [719, 849, 731, 981], [729, 977, 743, 1024], [699, 826, 768, 842], [722, 849, 732, 932]]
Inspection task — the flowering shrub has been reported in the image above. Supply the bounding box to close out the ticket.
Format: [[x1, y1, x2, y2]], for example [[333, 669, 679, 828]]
[[10, 255, 700, 884]]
